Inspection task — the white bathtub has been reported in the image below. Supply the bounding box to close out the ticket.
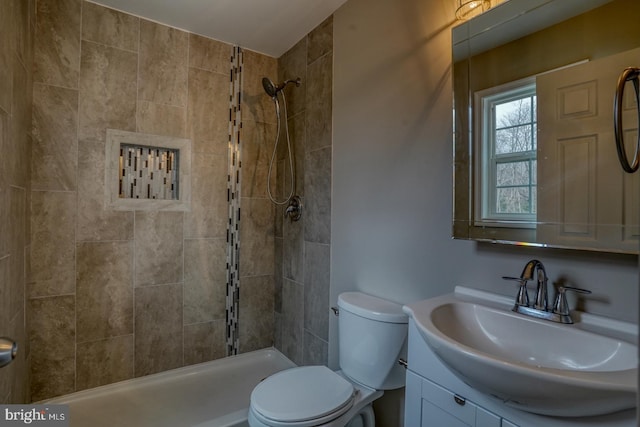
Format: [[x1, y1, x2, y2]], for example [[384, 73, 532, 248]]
[[43, 348, 295, 427]]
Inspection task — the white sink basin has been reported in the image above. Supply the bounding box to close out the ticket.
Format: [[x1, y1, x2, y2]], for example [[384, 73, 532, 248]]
[[403, 292, 638, 417]]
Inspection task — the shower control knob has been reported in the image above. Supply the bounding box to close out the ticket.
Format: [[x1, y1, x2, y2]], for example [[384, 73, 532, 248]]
[[284, 196, 303, 222], [0, 337, 17, 368]]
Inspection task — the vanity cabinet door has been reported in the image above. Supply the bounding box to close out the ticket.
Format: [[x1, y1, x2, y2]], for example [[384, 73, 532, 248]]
[[476, 407, 501, 427], [421, 377, 477, 426], [405, 371, 501, 427], [421, 399, 471, 427]]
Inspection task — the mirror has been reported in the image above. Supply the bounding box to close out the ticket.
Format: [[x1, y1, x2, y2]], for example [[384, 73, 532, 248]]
[[453, 0, 640, 254]]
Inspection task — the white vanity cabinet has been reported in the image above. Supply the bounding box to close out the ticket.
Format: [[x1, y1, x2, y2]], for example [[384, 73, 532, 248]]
[[403, 318, 636, 427]]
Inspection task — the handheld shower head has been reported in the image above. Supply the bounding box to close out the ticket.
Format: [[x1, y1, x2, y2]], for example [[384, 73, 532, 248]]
[[262, 77, 278, 98]]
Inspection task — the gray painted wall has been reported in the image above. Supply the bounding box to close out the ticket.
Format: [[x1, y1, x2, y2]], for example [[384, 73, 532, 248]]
[[330, 0, 637, 368]]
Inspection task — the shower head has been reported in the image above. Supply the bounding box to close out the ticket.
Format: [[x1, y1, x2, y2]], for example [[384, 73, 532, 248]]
[[262, 77, 278, 98], [262, 77, 302, 99]]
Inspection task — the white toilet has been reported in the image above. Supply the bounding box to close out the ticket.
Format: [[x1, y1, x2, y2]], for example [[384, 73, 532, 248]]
[[248, 292, 408, 427]]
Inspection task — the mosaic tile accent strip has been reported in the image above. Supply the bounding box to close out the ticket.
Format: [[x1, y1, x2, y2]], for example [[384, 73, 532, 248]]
[[119, 144, 179, 200], [226, 46, 243, 356]]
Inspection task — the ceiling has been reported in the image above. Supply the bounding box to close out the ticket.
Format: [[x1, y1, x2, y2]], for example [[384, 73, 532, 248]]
[[90, 0, 349, 58]]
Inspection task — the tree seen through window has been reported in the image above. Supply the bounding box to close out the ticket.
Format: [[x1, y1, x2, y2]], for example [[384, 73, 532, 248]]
[[492, 93, 537, 215]]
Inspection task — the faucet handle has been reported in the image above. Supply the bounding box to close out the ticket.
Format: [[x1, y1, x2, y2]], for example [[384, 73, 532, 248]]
[[283, 196, 302, 221], [502, 276, 529, 307], [552, 286, 591, 317]]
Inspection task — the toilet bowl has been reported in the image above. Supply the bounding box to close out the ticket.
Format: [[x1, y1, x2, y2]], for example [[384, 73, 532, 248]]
[[248, 366, 382, 427], [248, 292, 408, 427]]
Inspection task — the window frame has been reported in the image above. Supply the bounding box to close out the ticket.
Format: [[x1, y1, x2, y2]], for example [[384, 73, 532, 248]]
[[474, 77, 537, 228]]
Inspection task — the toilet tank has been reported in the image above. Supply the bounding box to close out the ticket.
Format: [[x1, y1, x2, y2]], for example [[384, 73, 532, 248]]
[[337, 292, 408, 390]]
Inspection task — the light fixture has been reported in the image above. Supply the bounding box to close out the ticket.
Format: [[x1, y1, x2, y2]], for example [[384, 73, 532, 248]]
[[456, 0, 491, 20]]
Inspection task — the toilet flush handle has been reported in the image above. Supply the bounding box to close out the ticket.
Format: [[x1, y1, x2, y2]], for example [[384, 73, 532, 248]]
[[330, 307, 339, 316]]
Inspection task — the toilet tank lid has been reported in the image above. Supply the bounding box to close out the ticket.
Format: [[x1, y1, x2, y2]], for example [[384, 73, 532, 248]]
[[338, 292, 407, 323]]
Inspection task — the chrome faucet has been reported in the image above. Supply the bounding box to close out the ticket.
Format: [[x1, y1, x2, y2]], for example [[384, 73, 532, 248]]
[[503, 259, 591, 324], [520, 259, 548, 311]]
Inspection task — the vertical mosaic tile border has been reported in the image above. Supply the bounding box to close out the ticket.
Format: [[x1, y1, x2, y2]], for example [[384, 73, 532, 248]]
[[226, 46, 243, 356]]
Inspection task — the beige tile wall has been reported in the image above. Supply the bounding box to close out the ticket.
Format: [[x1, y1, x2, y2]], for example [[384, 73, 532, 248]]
[[0, 0, 34, 404], [29, 0, 277, 401], [236, 50, 278, 354], [274, 17, 333, 365]]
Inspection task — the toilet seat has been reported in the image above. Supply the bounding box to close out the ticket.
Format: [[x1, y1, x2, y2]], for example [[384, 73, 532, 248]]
[[250, 366, 356, 427]]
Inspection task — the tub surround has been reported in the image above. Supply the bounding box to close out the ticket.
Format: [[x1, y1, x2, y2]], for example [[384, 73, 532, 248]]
[[28, 0, 278, 401], [0, 0, 335, 405], [26, 0, 333, 403]]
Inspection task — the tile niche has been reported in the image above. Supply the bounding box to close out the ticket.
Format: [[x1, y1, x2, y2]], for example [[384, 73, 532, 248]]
[[105, 129, 192, 211]]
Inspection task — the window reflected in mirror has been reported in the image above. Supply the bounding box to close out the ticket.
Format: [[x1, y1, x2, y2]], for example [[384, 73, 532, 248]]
[[452, 0, 640, 254]]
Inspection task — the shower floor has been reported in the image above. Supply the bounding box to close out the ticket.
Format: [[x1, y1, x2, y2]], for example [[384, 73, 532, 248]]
[[42, 348, 295, 427]]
